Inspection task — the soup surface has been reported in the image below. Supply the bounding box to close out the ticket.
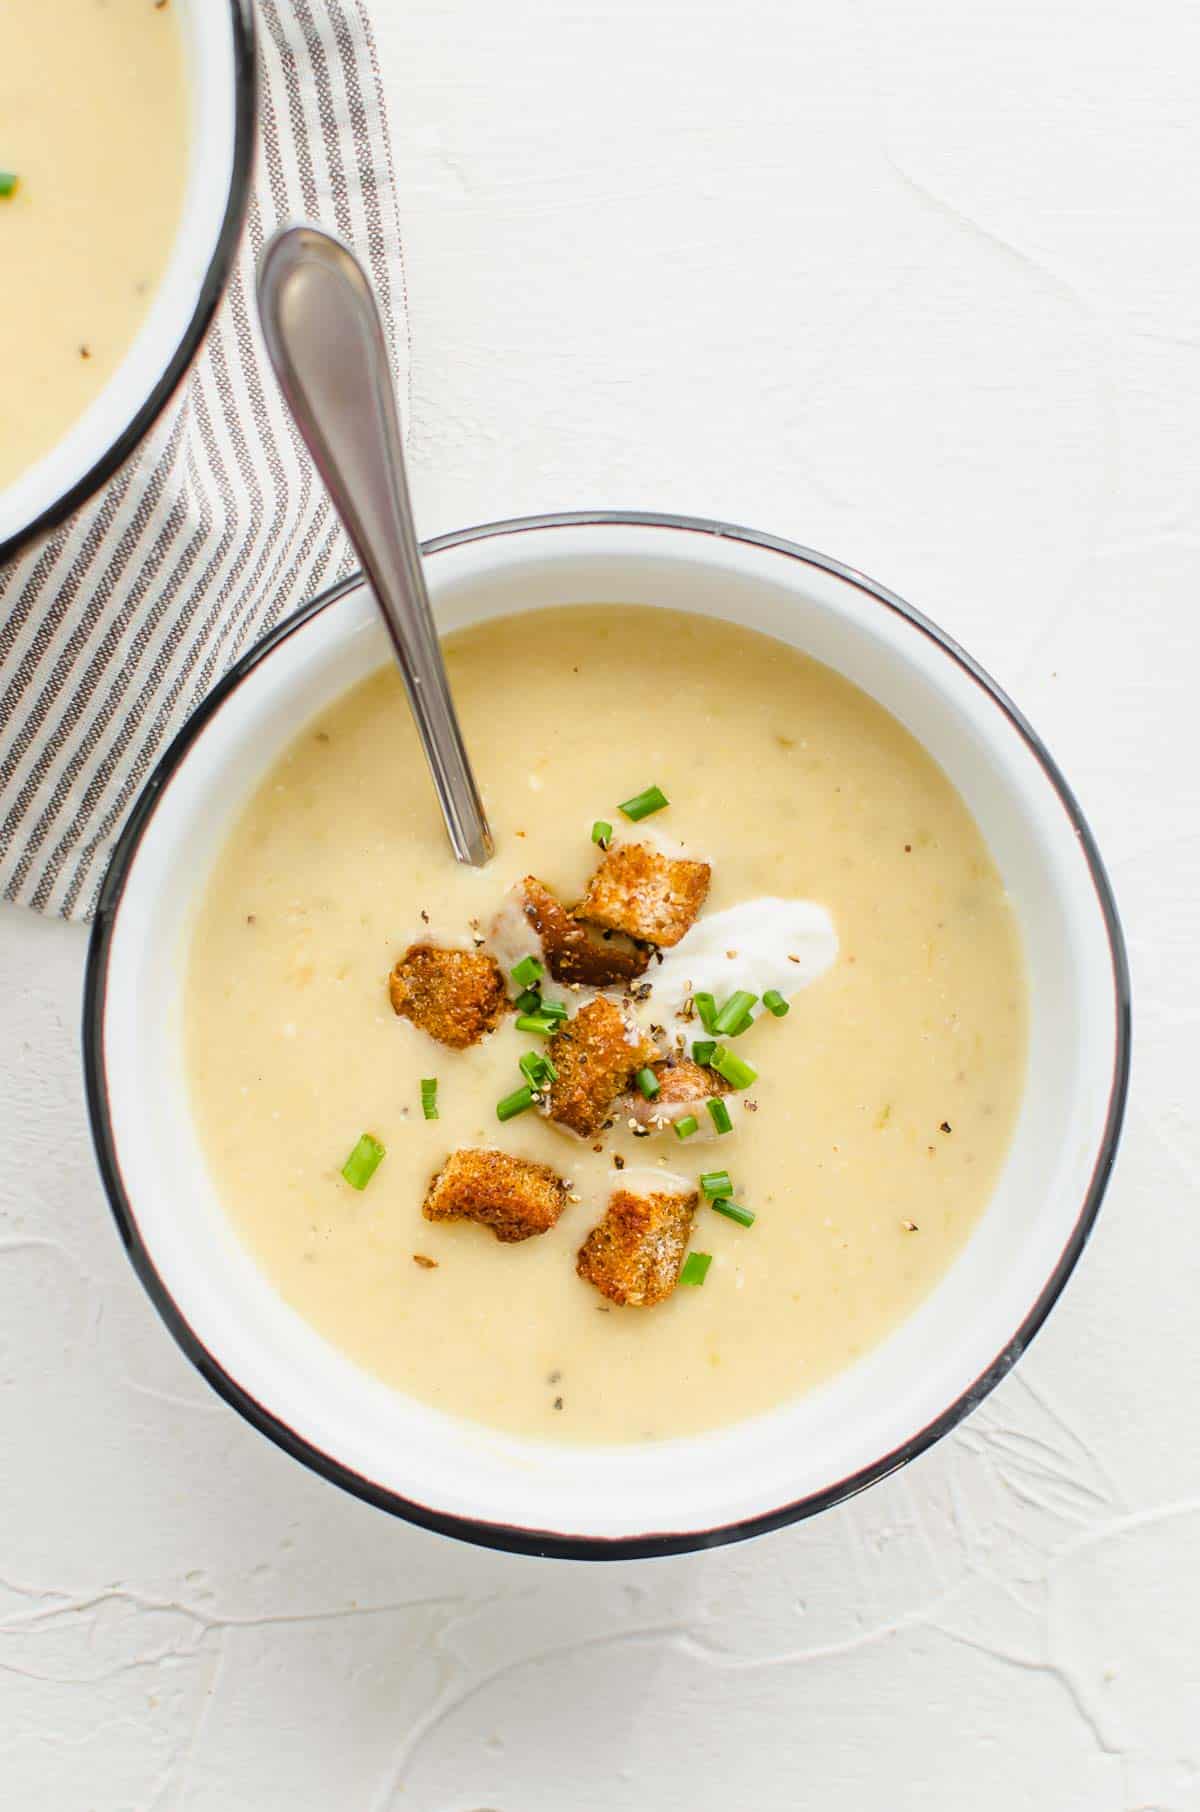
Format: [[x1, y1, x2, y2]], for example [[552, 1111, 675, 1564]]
[[187, 606, 1027, 1444], [0, 0, 188, 490]]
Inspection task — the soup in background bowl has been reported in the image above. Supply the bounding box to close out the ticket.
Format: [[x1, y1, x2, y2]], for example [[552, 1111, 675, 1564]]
[[0, 0, 254, 563], [84, 515, 1129, 1556]]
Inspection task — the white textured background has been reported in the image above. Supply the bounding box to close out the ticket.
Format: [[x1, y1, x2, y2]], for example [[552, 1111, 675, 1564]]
[[2, 0, 1198, 1805]]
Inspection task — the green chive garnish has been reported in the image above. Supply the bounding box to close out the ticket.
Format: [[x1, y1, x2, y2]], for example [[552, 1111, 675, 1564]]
[[511, 954, 544, 990], [711, 1045, 758, 1090], [635, 1067, 661, 1100], [515, 1012, 559, 1037], [519, 1050, 559, 1089], [538, 998, 569, 1021], [618, 784, 669, 822], [707, 1097, 733, 1134], [700, 1169, 733, 1199], [515, 986, 542, 1013], [497, 1083, 536, 1122], [0, 172, 19, 199], [691, 1038, 717, 1067], [762, 989, 789, 1017], [674, 1114, 699, 1141], [693, 992, 718, 1033], [341, 1132, 385, 1190], [679, 1251, 712, 1286], [420, 1078, 439, 1120], [711, 1198, 756, 1227], [591, 819, 613, 848], [713, 991, 758, 1037]]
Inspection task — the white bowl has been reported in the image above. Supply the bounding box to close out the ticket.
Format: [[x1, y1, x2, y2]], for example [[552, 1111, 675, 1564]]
[[0, 0, 255, 564], [83, 514, 1130, 1558]]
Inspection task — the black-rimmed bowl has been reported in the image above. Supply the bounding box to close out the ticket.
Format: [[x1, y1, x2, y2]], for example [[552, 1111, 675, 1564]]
[[0, 0, 256, 567], [84, 513, 1130, 1558]]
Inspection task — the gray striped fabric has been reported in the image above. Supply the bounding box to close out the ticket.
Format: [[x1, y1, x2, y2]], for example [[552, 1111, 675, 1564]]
[[0, 0, 408, 920]]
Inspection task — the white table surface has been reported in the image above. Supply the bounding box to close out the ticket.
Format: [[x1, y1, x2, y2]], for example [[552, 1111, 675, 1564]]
[[3, 1, 1198, 1805]]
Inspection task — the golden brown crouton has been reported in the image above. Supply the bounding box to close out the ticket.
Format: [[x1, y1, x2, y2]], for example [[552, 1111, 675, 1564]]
[[656, 1057, 731, 1104], [423, 1148, 569, 1242], [545, 997, 657, 1139], [389, 943, 507, 1049], [519, 876, 650, 988], [576, 1185, 699, 1306], [624, 1057, 731, 1130], [576, 842, 710, 947]]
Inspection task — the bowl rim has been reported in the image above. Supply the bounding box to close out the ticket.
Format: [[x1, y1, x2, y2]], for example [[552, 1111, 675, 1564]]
[[82, 510, 1132, 1560], [0, 0, 258, 570]]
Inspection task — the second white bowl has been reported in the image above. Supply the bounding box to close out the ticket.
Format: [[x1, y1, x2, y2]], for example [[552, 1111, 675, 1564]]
[[0, 0, 256, 564]]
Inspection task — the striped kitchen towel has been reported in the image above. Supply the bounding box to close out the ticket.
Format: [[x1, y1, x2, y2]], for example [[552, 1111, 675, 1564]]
[[0, 0, 408, 919]]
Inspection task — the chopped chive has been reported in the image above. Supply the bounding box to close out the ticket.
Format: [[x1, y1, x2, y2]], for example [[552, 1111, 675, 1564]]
[[591, 818, 613, 848], [674, 1114, 699, 1141], [341, 1132, 385, 1190], [707, 1097, 734, 1134], [679, 1251, 712, 1287], [711, 1045, 758, 1090], [419, 1078, 439, 1121], [519, 1050, 558, 1089], [514, 986, 542, 1013], [0, 171, 19, 199], [618, 784, 669, 822], [511, 954, 545, 990], [691, 1038, 717, 1067], [538, 998, 569, 1021], [711, 1198, 756, 1227], [713, 991, 758, 1037], [497, 1083, 536, 1122], [693, 991, 718, 1033], [700, 1169, 733, 1199], [515, 1012, 559, 1037], [635, 1067, 661, 1100], [762, 989, 789, 1018]]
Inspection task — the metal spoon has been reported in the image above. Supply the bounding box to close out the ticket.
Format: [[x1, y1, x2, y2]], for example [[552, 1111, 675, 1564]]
[[257, 226, 493, 867]]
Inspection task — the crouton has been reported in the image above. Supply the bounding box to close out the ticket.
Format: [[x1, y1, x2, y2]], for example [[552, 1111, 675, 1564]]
[[518, 876, 650, 987], [576, 842, 710, 947], [576, 1183, 699, 1306], [545, 996, 656, 1139], [389, 943, 507, 1049], [423, 1148, 569, 1242], [624, 1057, 731, 1131]]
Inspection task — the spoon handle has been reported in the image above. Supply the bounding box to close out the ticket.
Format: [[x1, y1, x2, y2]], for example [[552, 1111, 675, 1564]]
[[257, 226, 493, 867]]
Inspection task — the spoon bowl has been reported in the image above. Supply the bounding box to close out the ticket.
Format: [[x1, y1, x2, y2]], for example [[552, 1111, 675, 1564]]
[[82, 512, 1129, 1556]]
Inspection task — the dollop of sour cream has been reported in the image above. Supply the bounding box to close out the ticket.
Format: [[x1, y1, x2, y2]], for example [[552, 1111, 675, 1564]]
[[488, 884, 837, 1044], [607, 1164, 693, 1198], [649, 898, 838, 1023]]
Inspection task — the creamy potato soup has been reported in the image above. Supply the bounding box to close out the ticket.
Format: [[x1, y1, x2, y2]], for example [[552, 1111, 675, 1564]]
[[187, 607, 1027, 1444], [0, 0, 188, 489]]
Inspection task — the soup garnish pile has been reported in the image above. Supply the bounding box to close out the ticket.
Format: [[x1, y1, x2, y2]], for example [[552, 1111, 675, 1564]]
[[367, 784, 829, 1310]]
